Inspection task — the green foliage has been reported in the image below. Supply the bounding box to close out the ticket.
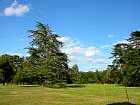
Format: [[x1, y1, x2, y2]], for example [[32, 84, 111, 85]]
[[78, 71, 101, 84], [68, 64, 79, 84], [43, 80, 66, 88], [0, 54, 14, 84], [111, 31, 140, 86], [18, 22, 69, 87], [0, 54, 23, 85], [0, 69, 4, 83], [122, 48, 140, 86]]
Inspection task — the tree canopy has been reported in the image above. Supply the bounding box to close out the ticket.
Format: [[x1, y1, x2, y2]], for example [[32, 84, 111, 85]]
[[111, 31, 140, 86], [16, 22, 69, 87]]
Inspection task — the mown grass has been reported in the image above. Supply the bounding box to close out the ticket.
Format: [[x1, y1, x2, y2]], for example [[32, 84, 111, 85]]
[[0, 84, 139, 105]]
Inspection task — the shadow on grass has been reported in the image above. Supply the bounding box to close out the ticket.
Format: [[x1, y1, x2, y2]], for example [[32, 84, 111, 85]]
[[117, 84, 140, 87], [107, 102, 136, 105], [65, 84, 87, 88], [20, 85, 39, 87]]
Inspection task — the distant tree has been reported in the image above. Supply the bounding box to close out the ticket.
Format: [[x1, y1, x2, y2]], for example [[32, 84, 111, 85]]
[[94, 70, 101, 83], [0, 69, 4, 83], [78, 71, 89, 84], [0, 54, 14, 85], [78, 70, 103, 84], [86, 71, 96, 83], [104, 65, 122, 84], [0, 54, 24, 85], [12, 55, 24, 72], [13, 57, 32, 84], [69, 64, 79, 84]]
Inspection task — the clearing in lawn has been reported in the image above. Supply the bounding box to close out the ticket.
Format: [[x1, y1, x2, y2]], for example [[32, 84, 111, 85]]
[[0, 84, 139, 105]]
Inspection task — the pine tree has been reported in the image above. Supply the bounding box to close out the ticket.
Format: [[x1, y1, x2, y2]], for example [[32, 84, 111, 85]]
[[25, 22, 69, 87], [111, 31, 140, 86]]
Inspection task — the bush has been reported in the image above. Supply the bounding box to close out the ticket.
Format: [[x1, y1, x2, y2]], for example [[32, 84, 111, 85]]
[[43, 81, 66, 88], [66, 84, 86, 88]]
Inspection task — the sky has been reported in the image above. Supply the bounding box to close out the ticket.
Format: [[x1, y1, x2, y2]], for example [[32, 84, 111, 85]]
[[0, 0, 140, 71]]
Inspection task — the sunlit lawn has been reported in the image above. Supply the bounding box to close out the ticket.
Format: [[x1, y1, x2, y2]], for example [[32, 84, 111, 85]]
[[0, 84, 139, 105]]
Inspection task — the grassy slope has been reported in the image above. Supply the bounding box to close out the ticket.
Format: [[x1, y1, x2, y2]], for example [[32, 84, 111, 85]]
[[0, 84, 139, 105]]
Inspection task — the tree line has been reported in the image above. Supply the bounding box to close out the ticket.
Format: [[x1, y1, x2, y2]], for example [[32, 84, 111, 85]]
[[0, 22, 140, 87]]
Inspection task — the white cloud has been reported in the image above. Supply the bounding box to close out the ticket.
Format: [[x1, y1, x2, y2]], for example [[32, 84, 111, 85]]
[[3, 0, 30, 16], [116, 40, 129, 44], [107, 34, 114, 38], [58, 36, 103, 68], [58, 36, 112, 71], [101, 45, 110, 49], [92, 59, 111, 65], [113, 40, 129, 46], [0, 52, 22, 56], [58, 37, 100, 59], [57, 37, 81, 48], [84, 47, 100, 58], [19, 37, 28, 42], [0, 51, 30, 57]]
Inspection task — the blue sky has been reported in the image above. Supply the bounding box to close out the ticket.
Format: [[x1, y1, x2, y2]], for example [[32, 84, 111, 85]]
[[0, 0, 140, 71]]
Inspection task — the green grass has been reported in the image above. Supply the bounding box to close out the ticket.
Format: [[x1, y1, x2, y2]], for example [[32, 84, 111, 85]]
[[0, 84, 140, 105]]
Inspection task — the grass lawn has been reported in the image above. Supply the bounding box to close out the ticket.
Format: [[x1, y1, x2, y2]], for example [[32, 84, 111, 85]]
[[0, 84, 140, 105]]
